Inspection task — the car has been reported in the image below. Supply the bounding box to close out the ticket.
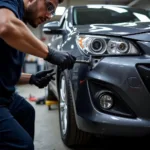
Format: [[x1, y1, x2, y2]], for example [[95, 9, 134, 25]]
[[43, 4, 150, 147]]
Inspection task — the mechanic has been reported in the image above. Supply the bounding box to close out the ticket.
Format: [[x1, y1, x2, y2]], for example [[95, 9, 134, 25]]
[[0, 0, 75, 149]]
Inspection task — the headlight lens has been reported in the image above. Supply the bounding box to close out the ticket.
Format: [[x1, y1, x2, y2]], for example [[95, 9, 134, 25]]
[[76, 35, 140, 56]]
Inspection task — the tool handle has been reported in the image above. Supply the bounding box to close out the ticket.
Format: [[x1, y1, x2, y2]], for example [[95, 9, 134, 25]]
[[75, 60, 90, 64]]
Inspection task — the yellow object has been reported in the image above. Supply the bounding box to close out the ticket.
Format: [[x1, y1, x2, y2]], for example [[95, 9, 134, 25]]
[[45, 100, 58, 106]]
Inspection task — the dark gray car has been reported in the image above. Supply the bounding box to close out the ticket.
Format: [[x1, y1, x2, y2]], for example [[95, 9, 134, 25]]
[[43, 5, 150, 147]]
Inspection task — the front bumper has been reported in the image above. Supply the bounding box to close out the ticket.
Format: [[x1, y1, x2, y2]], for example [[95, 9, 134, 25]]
[[76, 112, 150, 136], [73, 55, 150, 136]]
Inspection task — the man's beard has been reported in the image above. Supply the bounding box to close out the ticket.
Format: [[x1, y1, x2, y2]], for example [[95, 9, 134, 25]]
[[24, 4, 38, 28]]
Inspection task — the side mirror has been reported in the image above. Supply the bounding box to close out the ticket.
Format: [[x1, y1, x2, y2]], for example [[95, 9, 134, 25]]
[[43, 21, 63, 35]]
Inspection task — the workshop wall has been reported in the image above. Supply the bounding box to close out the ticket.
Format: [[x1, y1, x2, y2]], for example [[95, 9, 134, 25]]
[[28, 25, 42, 40]]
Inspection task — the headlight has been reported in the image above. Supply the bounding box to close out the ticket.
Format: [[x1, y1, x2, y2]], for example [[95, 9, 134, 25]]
[[76, 35, 140, 56]]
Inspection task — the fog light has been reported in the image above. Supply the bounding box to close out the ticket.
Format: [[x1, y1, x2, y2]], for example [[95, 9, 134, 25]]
[[99, 94, 113, 109]]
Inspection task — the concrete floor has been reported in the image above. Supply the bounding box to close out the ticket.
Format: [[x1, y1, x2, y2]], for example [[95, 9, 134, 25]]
[[17, 85, 150, 150], [17, 85, 69, 150]]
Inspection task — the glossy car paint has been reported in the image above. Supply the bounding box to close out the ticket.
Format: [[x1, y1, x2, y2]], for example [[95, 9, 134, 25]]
[[44, 5, 150, 136]]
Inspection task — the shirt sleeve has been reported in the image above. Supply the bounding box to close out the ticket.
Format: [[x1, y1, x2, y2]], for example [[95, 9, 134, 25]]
[[0, 0, 19, 18]]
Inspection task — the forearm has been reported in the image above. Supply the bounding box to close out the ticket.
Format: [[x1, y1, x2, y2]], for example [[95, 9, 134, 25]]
[[17, 73, 32, 85], [0, 10, 48, 58]]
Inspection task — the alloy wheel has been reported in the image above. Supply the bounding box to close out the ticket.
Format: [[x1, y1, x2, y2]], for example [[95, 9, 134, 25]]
[[60, 76, 68, 135]]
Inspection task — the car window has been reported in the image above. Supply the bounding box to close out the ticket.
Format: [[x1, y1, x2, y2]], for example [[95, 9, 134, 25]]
[[73, 6, 150, 25]]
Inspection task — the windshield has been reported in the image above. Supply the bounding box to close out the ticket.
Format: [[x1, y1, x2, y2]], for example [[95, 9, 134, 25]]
[[73, 6, 150, 25]]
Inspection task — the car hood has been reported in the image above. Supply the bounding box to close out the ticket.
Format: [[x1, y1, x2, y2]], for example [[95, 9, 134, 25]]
[[74, 22, 150, 36]]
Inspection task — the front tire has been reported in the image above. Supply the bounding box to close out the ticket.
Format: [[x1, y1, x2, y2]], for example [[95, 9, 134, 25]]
[[45, 85, 57, 111], [45, 85, 57, 101], [58, 72, 91, 147]]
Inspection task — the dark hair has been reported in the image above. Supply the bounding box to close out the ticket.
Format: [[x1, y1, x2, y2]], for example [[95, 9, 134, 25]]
[[58, 0, 64, 3]]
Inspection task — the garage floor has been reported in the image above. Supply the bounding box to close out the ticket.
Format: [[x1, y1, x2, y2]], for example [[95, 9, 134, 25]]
[[17, 85, 150, 150]]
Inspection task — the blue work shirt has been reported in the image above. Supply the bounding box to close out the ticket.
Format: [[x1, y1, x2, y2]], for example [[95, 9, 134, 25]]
[[0, 0, 25, 98]]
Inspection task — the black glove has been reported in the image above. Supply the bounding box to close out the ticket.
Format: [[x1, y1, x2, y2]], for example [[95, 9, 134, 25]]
[[29, 69, 55, 89], [44, 46, 76, 70]]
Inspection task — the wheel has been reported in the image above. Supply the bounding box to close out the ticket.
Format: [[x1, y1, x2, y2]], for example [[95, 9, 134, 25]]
[[58, 72, 92, 147], [45, 85, 57, 110], [45, 85, 57, 101], [48, 105, 51, 110], [35, 96, 45, 105]]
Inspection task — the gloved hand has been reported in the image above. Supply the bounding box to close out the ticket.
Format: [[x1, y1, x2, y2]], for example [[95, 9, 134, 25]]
[[44, 46, 76, 70], [29, 69, 55, 89]]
